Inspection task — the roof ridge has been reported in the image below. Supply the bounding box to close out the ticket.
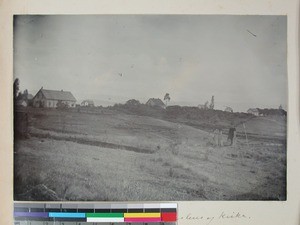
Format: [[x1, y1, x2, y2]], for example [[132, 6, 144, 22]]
[[38, 88, 76, 101], [42, 89, 72, 92]]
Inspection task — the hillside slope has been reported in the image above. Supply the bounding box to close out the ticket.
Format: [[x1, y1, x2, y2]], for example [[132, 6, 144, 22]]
[[14, 109, 286, 201]]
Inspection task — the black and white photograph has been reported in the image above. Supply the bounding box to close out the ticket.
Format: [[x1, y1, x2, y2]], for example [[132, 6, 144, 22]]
[[13, 15, 287, 201]]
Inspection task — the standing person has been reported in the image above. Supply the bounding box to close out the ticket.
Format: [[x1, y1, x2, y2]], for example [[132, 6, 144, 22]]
[[213, 128, 219, 146], [218, 128, 223, 146], [228, 127, 236, 146], [232, 128, 237, 146]]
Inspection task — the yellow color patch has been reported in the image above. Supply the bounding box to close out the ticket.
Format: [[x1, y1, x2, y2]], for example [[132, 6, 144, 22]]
[[124, 213, 161, 218]]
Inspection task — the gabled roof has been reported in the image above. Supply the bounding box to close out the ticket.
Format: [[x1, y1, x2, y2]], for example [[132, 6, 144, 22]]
[[146, 98, 165, 107], [36, 89, 76, 101], [247, 108, 259, 112]]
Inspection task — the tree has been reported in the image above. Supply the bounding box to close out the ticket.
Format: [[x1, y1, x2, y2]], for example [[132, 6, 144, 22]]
[[13, 78, 20, 100], [164, 93, 171, 106], [23, 89, 28, 100], [17, 92, 22, 100], [126, 99, 140, 106], [209, 95, 214, 109]]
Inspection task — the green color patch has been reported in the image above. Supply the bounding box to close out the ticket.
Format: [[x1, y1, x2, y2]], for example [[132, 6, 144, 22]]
[[86, 213, 124, 218]]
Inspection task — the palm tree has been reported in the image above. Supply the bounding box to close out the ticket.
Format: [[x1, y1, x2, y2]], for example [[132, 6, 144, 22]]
[[164, 93, 170, 106]]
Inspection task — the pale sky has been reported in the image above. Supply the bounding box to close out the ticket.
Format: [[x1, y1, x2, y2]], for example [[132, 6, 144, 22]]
[[14, 15, 287, 112]]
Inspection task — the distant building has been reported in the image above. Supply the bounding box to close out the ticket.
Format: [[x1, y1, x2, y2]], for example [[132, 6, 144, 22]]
[[81, 100, 95, 107], [32, 88, 76, 108], [247, 108, 259, 116], [224, 106, 233, 113], [146, 98, 166, 109], [16, 99, 28, 107], [15, 93, 34, 107]]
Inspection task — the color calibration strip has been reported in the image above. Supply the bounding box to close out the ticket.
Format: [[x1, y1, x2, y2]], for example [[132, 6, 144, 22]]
[[14, 203, 177, 223]]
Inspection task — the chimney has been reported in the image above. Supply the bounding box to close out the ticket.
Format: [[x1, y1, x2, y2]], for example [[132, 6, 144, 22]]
[[61, 89, 63, 92]]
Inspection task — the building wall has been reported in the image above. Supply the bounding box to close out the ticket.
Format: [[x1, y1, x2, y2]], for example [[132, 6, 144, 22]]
[[45, 100, 58, 108], [47, 100, 76, 108], [247, 110, 259, 116], [81, 101, 89, 106], [32, 91, 43, 108], [63, 100, 76, 107], [33, 92, 76, 108]]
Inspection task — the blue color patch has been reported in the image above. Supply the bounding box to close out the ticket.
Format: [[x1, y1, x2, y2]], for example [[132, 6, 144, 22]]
[[49, 212, 86, 218]]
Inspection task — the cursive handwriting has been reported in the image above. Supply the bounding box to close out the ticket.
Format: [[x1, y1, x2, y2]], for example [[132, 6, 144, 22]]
[[219, 211, 250, 219], [179, 211, 250, 225]]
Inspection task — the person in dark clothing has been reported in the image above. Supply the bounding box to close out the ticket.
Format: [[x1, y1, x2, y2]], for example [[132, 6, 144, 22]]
[[228, 127, 236, 146]]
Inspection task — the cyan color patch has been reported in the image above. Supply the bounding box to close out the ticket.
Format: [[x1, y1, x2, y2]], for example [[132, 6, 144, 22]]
[[48, 212, 86, 218]]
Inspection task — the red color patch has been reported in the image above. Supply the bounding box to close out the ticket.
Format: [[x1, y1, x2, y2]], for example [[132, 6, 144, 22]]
[[161, 212, 177, 222]]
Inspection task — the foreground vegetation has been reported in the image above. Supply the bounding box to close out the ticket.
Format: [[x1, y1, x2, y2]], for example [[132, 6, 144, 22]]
[[14, 107, 286, 201]]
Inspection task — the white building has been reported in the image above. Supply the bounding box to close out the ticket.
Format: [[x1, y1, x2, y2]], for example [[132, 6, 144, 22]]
[[247, 108, 259, 116], [32, 88, 76, 108]]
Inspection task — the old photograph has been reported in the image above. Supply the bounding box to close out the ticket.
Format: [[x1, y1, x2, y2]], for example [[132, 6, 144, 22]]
[[13, 15, 287, 201]]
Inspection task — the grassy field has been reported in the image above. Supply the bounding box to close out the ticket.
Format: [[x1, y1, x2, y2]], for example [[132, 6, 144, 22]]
[[14, 108, 286, 201]]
